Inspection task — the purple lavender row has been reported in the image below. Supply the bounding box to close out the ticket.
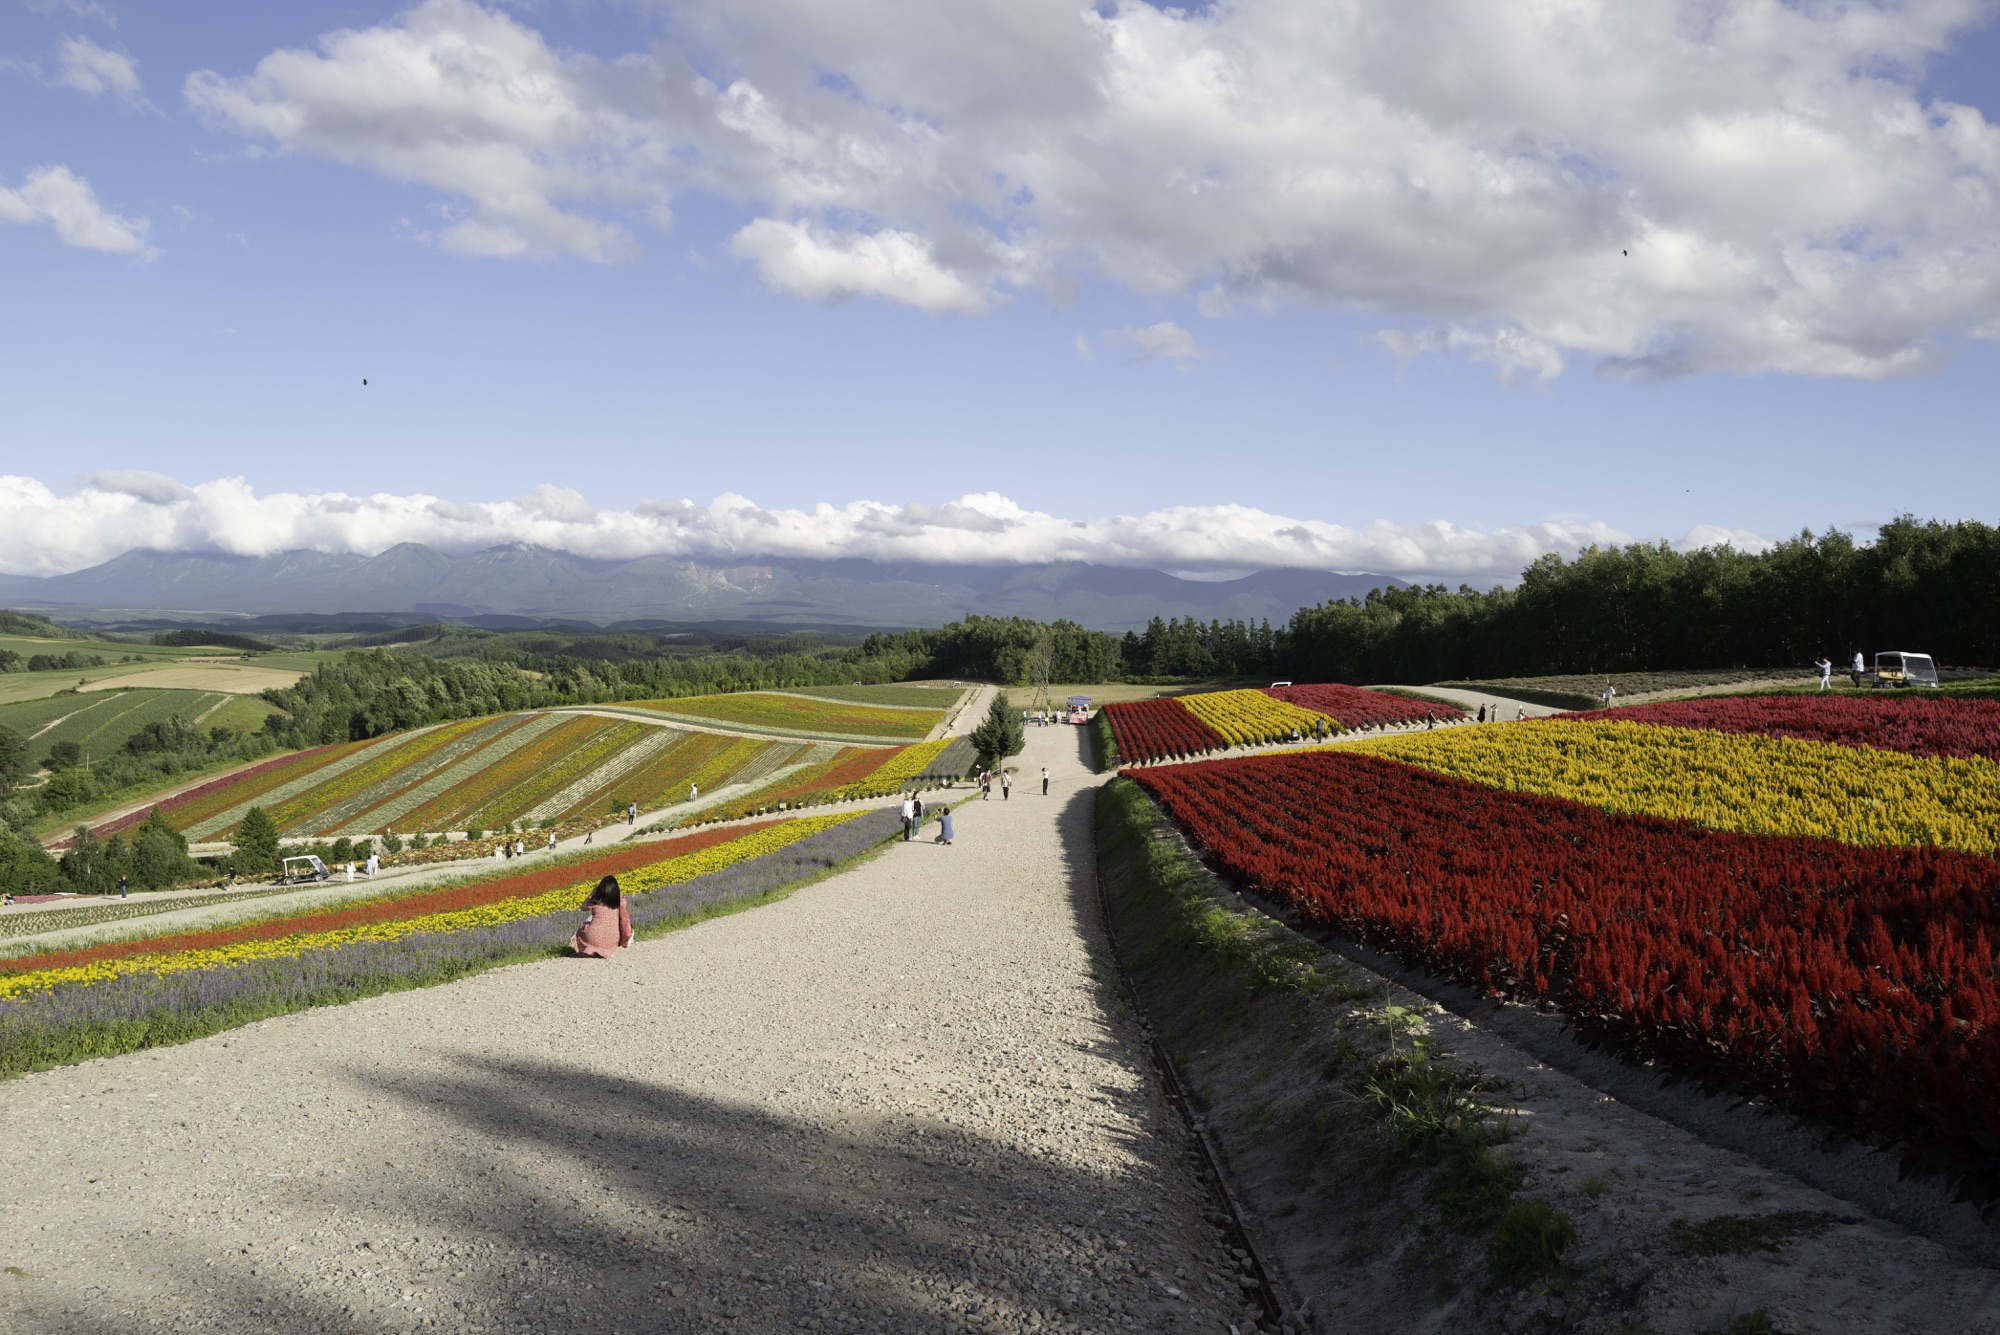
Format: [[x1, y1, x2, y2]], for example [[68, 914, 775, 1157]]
[[0, 808, 902, 1074]]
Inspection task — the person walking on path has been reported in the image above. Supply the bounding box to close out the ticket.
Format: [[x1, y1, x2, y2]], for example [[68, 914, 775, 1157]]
[[1601, 681, 1617, 709], [1478, 704, 1487, 723], [1425, 711, 1435, 731], [912, 796, 924, 836], [1001, 770, 1012, 801], [1041, 766, 1050, 796], [118, 875, 127, 900], [569, 876, 634, 959], [900, 793, 916, 841], [627, 802, 638, 826], [366, 851, 379, 877], [1516, 705, 1526, 721], [546, 831, 556, 852], [689, 783, 699, 803], [1816, 657, 1834, 691], [933, 806, 955, 845], [1852, 650, 1866, 688], [979, 771, 991, 801]]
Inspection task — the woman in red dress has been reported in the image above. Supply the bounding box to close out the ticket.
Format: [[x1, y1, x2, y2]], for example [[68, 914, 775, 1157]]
[[569, 875, 634, 958]]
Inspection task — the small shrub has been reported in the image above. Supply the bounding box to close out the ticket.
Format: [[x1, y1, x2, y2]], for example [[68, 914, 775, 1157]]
[[1485, 1200, 1575, 1286]]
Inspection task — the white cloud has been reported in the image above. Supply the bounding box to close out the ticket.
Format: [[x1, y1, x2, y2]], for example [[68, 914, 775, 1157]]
[[0, 165, 154, 256], [0, 472, 1775, 581], [57, 35, 140, 100], [727, 219, 987, 313], [1104, 322, 1203, 365], [184, 0, 2000, 373], [1376, 325, 1566, 384]]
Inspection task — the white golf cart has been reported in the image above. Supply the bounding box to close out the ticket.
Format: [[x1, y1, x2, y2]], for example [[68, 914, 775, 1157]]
[[280, 854, 331, 885], [1873, 651, 1940, 688], [1065, 695, 1092, 724]]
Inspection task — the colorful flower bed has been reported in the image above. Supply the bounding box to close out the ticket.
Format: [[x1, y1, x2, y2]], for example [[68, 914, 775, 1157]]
[[1177, 688, 1334, 748], [684, 736, 968, 825], [1264, 682, 1463, 729], [1127, 750, 2000, 1198], [1100, 699, 1227, 765], [0, 813, 857, 1002], [1575, 693, 2000, 762], [269, 718, 496, 836], [0, 808, 899, 1075], [346, 714, 559, 834], [55, 743, 343, 848], [555, 732, 786, 822], [388, 714, 577, 834], [621, 692, 941, 740], [1352, 719, 2000, 855]]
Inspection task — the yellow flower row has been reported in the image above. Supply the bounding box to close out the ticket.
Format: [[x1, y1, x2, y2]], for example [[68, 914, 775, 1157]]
[[0, 811, 865, 1002], [1350, 720, 2000, 855], [1179, 689, 1336, 748], [835, 738, 952, 799]]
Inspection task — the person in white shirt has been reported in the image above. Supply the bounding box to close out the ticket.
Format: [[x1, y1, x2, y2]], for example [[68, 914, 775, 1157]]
[[1815, 657, 1833, 691], [900, 794, 916, 841], [1851, 650, 1866, 688]]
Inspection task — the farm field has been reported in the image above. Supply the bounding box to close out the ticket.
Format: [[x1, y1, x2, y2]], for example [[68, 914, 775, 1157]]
[[0, 688, 281, 759], [1128, 691, 2000, 1204], [610, 690, 943, 740]]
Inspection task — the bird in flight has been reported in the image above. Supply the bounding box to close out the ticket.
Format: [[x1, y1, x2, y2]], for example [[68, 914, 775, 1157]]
[[362, 378, 368, 386], [1622, 250, 1628, 256]]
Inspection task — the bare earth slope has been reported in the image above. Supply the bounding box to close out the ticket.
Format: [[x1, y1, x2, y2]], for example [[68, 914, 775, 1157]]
[[0, 723, 1251, 1335]]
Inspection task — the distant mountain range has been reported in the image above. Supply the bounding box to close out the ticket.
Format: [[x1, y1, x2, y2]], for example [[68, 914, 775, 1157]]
[[0, 545, 1402, 633]]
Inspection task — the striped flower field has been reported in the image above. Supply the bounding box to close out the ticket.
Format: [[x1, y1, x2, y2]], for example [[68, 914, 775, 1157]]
[[1127, 691, 2000, 1203], [0, 808, 900, 1075], [67, 703, 972, 846]]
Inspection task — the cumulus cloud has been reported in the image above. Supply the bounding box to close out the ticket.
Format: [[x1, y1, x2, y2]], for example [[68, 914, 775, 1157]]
[[728, 219, 988, 313], [1104, 322, 1204, 365], [0, 473, 1774, 582], [179, 0, 2000, 375], [57, 35, 140, 100], [0, 165, 154, 256]]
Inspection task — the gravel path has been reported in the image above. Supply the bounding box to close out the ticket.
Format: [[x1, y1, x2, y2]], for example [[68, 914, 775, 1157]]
[[0, 721, 1248, 1335]]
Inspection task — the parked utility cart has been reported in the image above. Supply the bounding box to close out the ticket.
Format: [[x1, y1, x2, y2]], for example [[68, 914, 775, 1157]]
[[1874, 651, 1940, 688], [279, 854, 331, 885]]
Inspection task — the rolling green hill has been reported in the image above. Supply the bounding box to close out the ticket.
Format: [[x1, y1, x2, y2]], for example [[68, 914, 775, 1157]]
[[0, 688, 279, 761]]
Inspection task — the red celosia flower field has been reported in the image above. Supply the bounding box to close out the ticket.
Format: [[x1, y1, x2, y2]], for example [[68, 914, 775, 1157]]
[[1101, 699, 1227, 765], [1578, 693, 2000, 761], [1129, 749, 2000, 1197], [1263, 682, 1465, 729]]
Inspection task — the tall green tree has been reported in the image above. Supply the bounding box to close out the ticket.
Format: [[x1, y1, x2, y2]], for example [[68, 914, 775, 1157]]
[[129, 806, 196, 890], [970, 689, 1025, 767], [234, 806, 280, 875]]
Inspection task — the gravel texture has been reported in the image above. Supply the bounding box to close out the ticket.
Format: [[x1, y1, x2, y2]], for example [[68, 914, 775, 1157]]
[[0, 720, 1248, 1334]]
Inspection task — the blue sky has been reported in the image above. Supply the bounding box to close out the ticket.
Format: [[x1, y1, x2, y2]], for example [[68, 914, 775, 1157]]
[[4, 0, 2000, 581]]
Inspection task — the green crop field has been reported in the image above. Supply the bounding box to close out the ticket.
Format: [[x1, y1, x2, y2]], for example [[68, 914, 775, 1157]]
[[0, 688, 272, 759], [783, 683, 968, 708]]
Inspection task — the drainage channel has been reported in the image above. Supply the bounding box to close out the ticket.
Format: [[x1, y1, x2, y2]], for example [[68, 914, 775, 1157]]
[[1093, 869, 1301, 1335]]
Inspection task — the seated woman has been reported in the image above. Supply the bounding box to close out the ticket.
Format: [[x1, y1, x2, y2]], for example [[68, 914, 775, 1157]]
[[569, 875, 634, 958]]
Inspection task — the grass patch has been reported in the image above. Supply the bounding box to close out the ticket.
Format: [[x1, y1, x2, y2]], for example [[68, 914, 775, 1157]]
[[1700, 1309, 1781, 1335], [1485, 1200, 1576, 1287], [1667, 1211, 1846, 1257]]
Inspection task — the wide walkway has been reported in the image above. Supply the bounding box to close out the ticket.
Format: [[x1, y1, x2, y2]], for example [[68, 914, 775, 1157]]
[[0, 722, 1246, 1335]]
